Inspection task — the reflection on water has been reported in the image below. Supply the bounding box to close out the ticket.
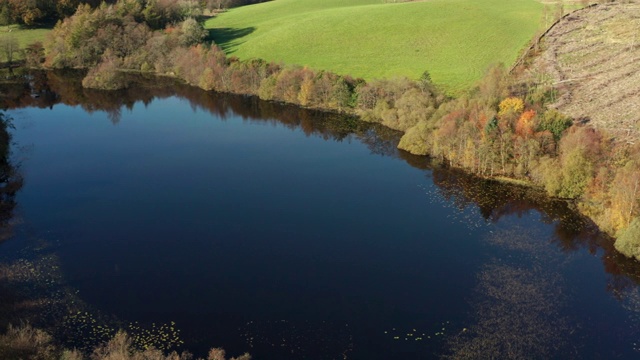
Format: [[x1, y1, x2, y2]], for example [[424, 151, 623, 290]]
[[0, 112, 22, 243], [1, 69, 640, 358], [0, 69, 404, 159], [428, 166, 640, 292]]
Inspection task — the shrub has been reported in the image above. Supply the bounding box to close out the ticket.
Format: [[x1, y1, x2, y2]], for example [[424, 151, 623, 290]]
[[398, 120, 433, 155], [558, 147, 593, 199], [538, 109, 572, 140], [614, 217, 640, 260], [25, 42, 45, 68], [497, 97, 524, 120], [0, 323, 57, 360], [180, 18, 207, 47], [82, 53, 129, 90]]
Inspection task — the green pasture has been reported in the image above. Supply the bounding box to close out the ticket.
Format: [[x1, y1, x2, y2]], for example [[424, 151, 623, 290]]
[[0, 25, 50, 61], [205, 0, 545, 93]]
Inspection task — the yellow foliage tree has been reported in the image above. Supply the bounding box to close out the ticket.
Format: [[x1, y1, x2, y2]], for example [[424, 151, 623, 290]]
[[498, 97, 524, 121], [298, 76, 314, 107], [609, 161, 640, 231]]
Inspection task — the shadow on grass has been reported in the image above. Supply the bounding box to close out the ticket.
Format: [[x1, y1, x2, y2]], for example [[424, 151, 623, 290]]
[[195, 14, 214, 23], [1, 20, 56, 32], [208, 26, 255, 53]]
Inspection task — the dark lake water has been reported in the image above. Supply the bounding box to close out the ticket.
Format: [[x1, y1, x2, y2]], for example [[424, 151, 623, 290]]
[[2, 70, 640, 359]]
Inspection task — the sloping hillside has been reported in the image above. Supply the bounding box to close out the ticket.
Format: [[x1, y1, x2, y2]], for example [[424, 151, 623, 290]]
[[524, 1, 640, 142], [205, 0, 544, 93]]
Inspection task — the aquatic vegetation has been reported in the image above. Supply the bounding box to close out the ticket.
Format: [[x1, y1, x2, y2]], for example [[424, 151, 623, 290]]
[[445, 227, 571, 359], [126, 322, 184, 352], [239, 320, 352, 358], [60, 301, 185, 353], [383, 322, 452, 342]]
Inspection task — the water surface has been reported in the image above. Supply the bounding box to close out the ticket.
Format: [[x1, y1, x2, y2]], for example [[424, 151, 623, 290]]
[[2, 71, 640, 359]]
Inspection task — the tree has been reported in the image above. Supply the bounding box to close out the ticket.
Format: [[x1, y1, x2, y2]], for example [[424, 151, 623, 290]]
[[419, 70, 437, 95], [180, 17, 207, 46], [208, 0, 229, 10], [539, 109, 572, 140], [609, 161, 640, 230], [0, 34, 18, 64], [0, 3, 11, 26], [614, 217, 640, 260], [56, 0, 81, 18], [497, 97, 524, 120], [6, 0, 45, 25], [24, 41, 44, 67], [558, 147, 592, 198]]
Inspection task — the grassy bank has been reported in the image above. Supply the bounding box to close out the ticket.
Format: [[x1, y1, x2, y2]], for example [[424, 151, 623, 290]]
[[0, 25, 50, 46], [0, 25, 51, 61], [205, 0, 544, 93]]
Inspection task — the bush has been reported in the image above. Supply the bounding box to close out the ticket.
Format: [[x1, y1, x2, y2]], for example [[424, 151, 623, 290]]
[[0, 323, 57, 360], [0, 324, 250, 360], [615, 217, 640, 260], [180, 18, 208, 47], [558, 147, 593, 198], [398, 120, 432, 155], [82, 55, 129, 90], [538, 109, 572, 140], [24, 42, 45, 68]]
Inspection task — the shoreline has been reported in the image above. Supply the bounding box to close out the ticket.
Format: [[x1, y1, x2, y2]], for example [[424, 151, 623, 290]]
[[19, 63, 620, 242]]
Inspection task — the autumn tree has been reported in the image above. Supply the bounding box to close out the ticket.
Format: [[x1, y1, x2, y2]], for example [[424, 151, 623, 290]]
[[82, 49, 127, 90], [24, 41, 44, 67], [538, 109, 572, 140], [56, 0, 81, 18], [179, 17, 207, 46], [536, 126, 602, 198], [497, 97, 524, 122], [609, 160, 640, 231], [614, 217, 640, 260]]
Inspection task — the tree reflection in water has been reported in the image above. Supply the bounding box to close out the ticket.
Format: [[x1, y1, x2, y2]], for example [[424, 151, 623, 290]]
[[1, 68, 639, 302], [0, 112, 22, 243]]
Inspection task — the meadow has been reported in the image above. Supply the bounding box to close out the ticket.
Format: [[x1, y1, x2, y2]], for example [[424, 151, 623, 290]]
[[205, 0, 545, 93], [0, 25, 50, 61]]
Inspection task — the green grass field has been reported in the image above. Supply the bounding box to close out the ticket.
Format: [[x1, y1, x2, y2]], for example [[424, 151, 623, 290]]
[[0, 25, 50, 61], [205, 0, 545, 93]]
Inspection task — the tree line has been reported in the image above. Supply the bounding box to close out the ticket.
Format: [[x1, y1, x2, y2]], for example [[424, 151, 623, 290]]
[[28, 0, 640, 259], [0, 0, 265, 26], [1, 0, 116, 25], [397, 65, 640, 259]]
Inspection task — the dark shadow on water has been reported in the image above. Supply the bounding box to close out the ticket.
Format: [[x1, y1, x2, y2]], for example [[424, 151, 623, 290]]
[[0, 114, 22, 244], [209, 27, 256, 53]]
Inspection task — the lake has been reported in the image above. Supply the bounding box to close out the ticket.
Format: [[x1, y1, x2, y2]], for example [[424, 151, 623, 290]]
[[1, 70, 640, 359]]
